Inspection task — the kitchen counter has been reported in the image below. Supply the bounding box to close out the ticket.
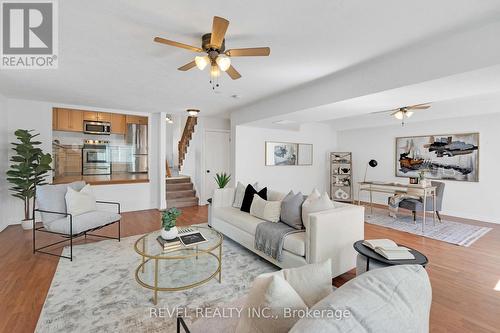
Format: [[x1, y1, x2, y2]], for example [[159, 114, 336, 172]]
[[52, 173, 149, 185]]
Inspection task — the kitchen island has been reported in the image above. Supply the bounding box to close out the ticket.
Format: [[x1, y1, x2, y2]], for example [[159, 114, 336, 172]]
[[52, 173, 149, 185]]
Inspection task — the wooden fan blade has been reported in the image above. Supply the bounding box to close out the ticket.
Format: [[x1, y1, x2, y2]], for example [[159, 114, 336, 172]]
[[154, 37, 203, 53], [370, 108, 399, 115], [408, 105, 431, 110], [210, 16, 229, 49], [178, 61, 196, 71], [225, 47, 270, 57], [226, 65, 241, 80]]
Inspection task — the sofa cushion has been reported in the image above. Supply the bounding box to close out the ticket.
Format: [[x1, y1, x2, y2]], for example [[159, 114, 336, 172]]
[[213, 207, 264, 235], [233, 182, 258, 209], [280, 191, 305, 229], [37, 181, 86, 224], [65, 184, 97, 216], [302, 191, 335, 229], [236, 273, 308, 333], [290, 265, 432, 333], [268, 190, 286, 201], [250, 194, 281, 223], [283, 232, 305, 257], [45, 210, 121, 235], [241, 184, 267, 213], [283, 259, 332, 307]]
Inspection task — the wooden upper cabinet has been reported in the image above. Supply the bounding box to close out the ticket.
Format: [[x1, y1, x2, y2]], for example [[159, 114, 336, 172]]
[[83, 111, 111, 122], [83, 111, 98, 121], [54, 108, 83, 132], [126, 115, 148, 125], [110, 113, 126, 134]]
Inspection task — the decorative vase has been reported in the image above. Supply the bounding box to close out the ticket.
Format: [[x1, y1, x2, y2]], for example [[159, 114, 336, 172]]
[[21, 219, 33, 230], [161, 226, 178, 240]]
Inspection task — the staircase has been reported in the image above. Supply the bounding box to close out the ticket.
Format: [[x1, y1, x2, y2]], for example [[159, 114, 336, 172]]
[[178, 116, 197, 169], [166, 176, 199, 208]]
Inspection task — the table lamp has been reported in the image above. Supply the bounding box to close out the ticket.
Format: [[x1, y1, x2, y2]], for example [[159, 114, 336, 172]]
[[363, 159, 378, 182]]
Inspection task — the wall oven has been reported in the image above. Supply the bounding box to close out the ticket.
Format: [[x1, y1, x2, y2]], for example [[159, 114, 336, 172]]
[[83, 121, 111, 135], [82, 140, 111, 175]]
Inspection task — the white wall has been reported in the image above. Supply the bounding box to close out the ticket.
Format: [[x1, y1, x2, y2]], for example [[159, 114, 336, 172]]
[[338, 113, 500, 223], [2, 98, 162, 227], [0, 94, 9, 232], [179, 116, 230, 205], [234, 123, 337, 194]]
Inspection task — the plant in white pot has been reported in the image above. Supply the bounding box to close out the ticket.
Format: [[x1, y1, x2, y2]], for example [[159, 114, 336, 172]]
[[214, 172, 231, 189], [6, 129, 52, 230], [161, 207, 181, 240]]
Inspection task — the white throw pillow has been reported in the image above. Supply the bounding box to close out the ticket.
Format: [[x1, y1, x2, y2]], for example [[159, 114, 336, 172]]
[[283, 259, 333, 308], [249, 194, 281, 222], [233, 181, 259, 209], [65, 184, 97, 216], [301, 191, 335, 229], [236, 273, 308, 333]]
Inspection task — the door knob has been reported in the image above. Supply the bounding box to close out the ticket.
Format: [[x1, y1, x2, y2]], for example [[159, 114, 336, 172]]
[[206, 170, 210, 173]]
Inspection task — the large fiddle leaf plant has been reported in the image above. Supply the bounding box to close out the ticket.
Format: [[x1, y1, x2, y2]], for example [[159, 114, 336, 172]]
[[6, 129, 52, 221]]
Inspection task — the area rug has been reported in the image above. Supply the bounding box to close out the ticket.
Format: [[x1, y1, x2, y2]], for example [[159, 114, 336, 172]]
[[366, 211, 492, 247], [35, 231, 277, 333]]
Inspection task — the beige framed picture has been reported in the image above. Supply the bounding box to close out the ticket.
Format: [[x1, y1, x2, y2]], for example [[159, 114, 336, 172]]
[[265, 142, 313, 166]]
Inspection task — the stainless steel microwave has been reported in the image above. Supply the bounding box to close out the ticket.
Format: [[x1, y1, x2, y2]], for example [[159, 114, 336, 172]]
[[83, 121, 111, 135]]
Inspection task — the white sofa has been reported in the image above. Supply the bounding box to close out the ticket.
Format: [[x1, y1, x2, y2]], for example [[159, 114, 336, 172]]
[[209, 187, 365, 277], [190, 264, 432, 333]]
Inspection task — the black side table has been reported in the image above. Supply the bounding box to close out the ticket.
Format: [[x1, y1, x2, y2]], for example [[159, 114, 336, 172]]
[[353, 240, 428, 272]]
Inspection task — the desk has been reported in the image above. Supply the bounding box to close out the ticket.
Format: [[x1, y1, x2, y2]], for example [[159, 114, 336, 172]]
[[358, 181, 437, 232]]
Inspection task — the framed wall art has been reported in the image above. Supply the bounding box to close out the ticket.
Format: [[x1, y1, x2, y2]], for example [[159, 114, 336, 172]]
[[265, 142, 313, 166], [395, 133, 479, 182]]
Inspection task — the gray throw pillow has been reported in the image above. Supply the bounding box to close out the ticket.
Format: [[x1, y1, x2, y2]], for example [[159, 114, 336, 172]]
[[280, 191, 305, 229]]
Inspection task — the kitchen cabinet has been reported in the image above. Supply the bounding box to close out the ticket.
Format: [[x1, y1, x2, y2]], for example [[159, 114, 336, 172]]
[[83, 111, 112, 122], [53, 108, 83, 132], [126, 115, 148, 125], [111, 113, 126, 135]]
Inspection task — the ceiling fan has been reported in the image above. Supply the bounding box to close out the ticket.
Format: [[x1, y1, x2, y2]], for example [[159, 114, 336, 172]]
[[154, 16, 270, 89], [371, 103, 431, 126]]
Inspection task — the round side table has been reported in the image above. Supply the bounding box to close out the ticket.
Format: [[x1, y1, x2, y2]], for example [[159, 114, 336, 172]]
[[353, 240, 428, 275]]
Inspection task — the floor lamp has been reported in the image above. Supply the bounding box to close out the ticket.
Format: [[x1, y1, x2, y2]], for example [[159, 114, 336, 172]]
[[363, 159, 378, 182]]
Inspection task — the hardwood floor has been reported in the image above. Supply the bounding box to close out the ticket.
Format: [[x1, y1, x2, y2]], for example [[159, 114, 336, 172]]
[[0, 205, 499, 333]]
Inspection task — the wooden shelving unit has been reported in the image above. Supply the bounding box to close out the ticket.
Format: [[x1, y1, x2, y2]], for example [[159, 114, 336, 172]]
[[330, 152, 353, 203]]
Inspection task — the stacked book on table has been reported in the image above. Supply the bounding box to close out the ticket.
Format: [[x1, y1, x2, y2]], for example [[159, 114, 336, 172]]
[[362, 239, 415, 260], [156, 236, 182, 252]]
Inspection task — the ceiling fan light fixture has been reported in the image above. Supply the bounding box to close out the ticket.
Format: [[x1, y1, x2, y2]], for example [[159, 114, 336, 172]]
[[405, 110, 414, 118], [165, 114, 173, 123], [210, 65, 221, 77], [394, 110, 404, 120], [216, 54, 231, 71], [187, 109, 200, 117], [195, 55, 209, 70]]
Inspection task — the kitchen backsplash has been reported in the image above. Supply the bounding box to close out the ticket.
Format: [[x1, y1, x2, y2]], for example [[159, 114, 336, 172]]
[[53, 131, 128, 146]]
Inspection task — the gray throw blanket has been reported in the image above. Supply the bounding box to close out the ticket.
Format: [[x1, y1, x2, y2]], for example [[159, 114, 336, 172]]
[[254, 221, 304, 261]]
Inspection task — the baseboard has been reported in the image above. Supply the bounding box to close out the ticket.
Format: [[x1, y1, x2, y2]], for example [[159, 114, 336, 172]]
[[357, 200, 492, 225]]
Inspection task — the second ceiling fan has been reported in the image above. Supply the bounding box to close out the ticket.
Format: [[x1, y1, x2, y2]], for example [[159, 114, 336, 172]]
[[154, 16, 270, 89], [371, 103, 431, 126]]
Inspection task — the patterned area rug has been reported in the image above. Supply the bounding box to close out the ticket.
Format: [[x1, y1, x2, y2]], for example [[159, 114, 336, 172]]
[[35, 230, 277, 332], [366, 211, 492, 247]]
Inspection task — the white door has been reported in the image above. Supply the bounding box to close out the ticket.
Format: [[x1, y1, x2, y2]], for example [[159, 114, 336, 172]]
[[203, 130, 230, 203]]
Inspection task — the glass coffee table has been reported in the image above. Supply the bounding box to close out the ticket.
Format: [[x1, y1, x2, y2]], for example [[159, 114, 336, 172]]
[[133, 226, 223, 304]]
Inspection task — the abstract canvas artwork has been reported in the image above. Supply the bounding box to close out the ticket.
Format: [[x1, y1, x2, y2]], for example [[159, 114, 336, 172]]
[[395, 133, 479, 182], [265, 142, 313, 166], [266, 142, 297, 165]]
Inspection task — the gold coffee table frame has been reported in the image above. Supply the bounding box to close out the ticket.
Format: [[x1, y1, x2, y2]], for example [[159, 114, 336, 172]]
[[133, 226, 223, 304]]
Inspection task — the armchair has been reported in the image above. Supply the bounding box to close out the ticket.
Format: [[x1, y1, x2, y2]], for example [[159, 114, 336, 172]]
[[33, 181, 121, 261], [390, 181, 445, 222]]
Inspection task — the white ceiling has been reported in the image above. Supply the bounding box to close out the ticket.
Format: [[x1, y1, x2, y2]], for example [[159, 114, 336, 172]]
[[1, 0, 500, 117]]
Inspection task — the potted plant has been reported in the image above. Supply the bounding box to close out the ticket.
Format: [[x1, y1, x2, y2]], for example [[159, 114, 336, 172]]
[[161, 207, 181, 240], [6, 129, 52, 230], [214, 172, 231, 188]]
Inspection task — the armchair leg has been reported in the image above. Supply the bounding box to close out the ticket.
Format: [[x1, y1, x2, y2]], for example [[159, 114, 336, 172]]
[[436, 211, 442, 222], [412, 211, 416, 224], [118, 219, 121, 242]]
